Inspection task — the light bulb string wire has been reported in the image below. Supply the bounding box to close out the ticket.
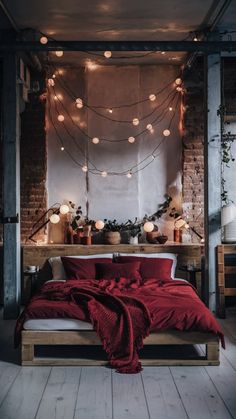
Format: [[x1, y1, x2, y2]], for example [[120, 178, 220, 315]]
[[49, 92, 99, 170], [50, 84, 178, 143], [48, 60, 179, 110]]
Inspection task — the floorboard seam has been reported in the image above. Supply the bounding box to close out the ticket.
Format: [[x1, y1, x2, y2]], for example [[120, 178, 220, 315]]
[[72, 367, 82, 419], [169, 367, 190, 419], [111, 369, 114, 419], [0, 365, 22, 409], [33, 367, 52, 419], [203, 366, 234, 419], [140, 370, 151, 419]]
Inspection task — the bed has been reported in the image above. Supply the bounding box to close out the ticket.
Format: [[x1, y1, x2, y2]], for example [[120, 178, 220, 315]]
[[18, 247, 223, 371]]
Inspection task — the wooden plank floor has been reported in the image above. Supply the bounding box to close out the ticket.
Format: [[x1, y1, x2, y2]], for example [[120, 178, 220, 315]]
[[0, 309, 236, 419]]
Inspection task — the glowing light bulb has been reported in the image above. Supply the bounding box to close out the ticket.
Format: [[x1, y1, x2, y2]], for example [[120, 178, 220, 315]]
[[108, 108, 113, 113], [101, 171, 107, 177], [146, 124, 153, 131], [169, 106, 173, 111], [59, 204, 69, 215], [92, 137, 100, 144], [82, 165, 88, 172], [40, 36, 48, 44], [48, 78, 55, 86], [55, 51, 64, 57], [60, 146, 65, 151], [176, 86, 182, 92], [128, 136, 135, 143], [95, 220, 105, 230], [132, 118, 139, 126], [53, 95, 58, 100], [163, 129, 171, 137], [161, 51, 166, 55], [49, 213, 60, 224], [76, 98, 83, 109], [104, 51, 112, 58], [52, 74, 56, 78], [149, 94, 156, 101], [57, 114, 65, 122], [193, 36, 198, 42], [126, 172, 132, 179], [143, 221, 154, 232], [150, 128, 154, 134], [175, 78, 182, 85]]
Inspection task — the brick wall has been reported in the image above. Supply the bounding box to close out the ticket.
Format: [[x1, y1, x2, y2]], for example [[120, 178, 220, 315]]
[[182, 60, 205, 241], [20, 89, 47, 243]]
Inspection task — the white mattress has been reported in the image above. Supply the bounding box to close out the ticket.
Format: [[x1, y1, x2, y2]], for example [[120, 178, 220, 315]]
[[23, 318, 93, 331]]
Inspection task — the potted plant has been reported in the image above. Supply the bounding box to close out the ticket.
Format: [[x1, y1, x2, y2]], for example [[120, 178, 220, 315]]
[[103, 219, 123, 245]]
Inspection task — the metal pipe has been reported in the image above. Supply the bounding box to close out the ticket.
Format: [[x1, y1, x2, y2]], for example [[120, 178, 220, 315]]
[[0, 40, 236, 52]]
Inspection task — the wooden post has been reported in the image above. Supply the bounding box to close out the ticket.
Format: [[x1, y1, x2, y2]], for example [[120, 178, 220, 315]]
[[2, 53, 21, 318], [204, 53, 222, 313]]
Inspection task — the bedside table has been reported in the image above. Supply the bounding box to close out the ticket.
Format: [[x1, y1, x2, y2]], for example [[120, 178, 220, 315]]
[[179, 265, 202, 289], [24, 268, 39, 298]]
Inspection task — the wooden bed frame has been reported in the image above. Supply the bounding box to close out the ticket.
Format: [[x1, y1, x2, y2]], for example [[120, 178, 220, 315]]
[[21, 243, 220, 366]]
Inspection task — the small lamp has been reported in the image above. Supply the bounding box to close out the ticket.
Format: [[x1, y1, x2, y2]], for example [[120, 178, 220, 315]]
[[27, 203, 69, 243], [221, 203, 236, 243]]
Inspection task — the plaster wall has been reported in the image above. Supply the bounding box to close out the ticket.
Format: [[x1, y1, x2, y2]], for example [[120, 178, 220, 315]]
[[47, 64, 182, 236]]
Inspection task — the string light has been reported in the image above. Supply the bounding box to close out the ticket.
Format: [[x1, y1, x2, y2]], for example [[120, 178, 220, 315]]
[[49, 213, 60, 224], [55, 51, 64, 57], [101, 171, 107, 177], [128, 136, 135, 143], [82, 165, 88, 172], [95, 220, 105, 230], [60, 146, 65, 151], [92, 137, 100, 144], [108, 108, 113, 113], [169, 106, 173, 111], [146, 124, 153, 131], [176, 86, 182, 92], [40, 36, 48, 44], [76, 98, 83, 109], [126, 172, 132, 178], [48, 78, 55, 87], [132, 118, 139, 126], [104, 51, 112, 58], [57, 114, 65, 122], [193, 36, 198, 41], [161, 51, 166, 55], [52, 74, 56, 78], [175, 78, 182, 85], [149, 94, 156, 102], [163, 129, 171, 136], [143, 222, 154, 232]]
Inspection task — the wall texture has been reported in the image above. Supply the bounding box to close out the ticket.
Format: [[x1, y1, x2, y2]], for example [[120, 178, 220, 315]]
[[47, 64, 182, 238]]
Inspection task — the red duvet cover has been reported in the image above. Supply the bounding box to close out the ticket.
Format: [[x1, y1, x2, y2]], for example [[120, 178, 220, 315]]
[[15, 278, 224, 373]]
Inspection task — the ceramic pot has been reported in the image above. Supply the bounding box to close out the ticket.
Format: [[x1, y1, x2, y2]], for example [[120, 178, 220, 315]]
[[129, 235, 139, 245], [105, 231, 121, 245], [146, 230, 159, 244]]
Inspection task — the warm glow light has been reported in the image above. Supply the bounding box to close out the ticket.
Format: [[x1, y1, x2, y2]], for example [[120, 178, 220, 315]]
[[126, 172, 132, 178], [108, 108, 113, 113], [95, 220, 105, 230], [143, 221, 154, 232], [163, 129, 171, 137], [60, 146, 64, 151], [76, 98, 83, 109], [50, 213, 60, 224], [169, 106, 173, 111], [150, 128, 154, 134], [146, 124, 153, 131], [52, 74, 56, 78], [57, 114, 65, 122], [92, 137, 100, 144], [149, 94, 156, 102], [104, 51, 112, 58], [132, 118, 139, 126], [101, 171, 107, 177], [176, 86, 182, 92], [128, 136, 135, 143], [40, 36, 48, 44], [48, 78, 55, 86], [193, 36, 198, 42], [59, 204, 69, 215], [86, 60, 98, 71], [175, 78, 182, 85], [55, 51, 64, 57], [161, 51, 166, 55], [82, 165, 88, 172]]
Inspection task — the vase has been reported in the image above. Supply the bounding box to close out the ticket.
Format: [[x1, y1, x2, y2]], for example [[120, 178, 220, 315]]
[[146, 230, 159, 244], [129, 235, 139, 245], [105, 231, 121, 245]]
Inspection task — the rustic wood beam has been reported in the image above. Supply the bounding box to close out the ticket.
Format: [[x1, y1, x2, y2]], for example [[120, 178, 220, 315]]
[[204, 53, 222, 312], [0, 41, 236, 53], [2, 53, 21, 318]]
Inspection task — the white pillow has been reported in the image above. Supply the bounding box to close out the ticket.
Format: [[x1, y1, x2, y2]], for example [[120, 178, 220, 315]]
[[48, 254, 113, 281], [117, 252, 177, 279]]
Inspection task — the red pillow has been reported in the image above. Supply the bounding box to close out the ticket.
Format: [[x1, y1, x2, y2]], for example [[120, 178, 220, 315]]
[[96, 262, 142, 282], [116, 256, 173, 282], [61, 257, 112, 280]]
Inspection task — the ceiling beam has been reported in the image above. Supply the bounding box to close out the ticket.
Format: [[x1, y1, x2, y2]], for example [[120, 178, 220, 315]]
[[0, 40, 236, 52]]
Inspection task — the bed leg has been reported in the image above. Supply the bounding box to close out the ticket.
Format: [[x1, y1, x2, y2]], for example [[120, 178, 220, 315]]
[[206, 342, 219, 365], [22, 344, 34, 364]]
